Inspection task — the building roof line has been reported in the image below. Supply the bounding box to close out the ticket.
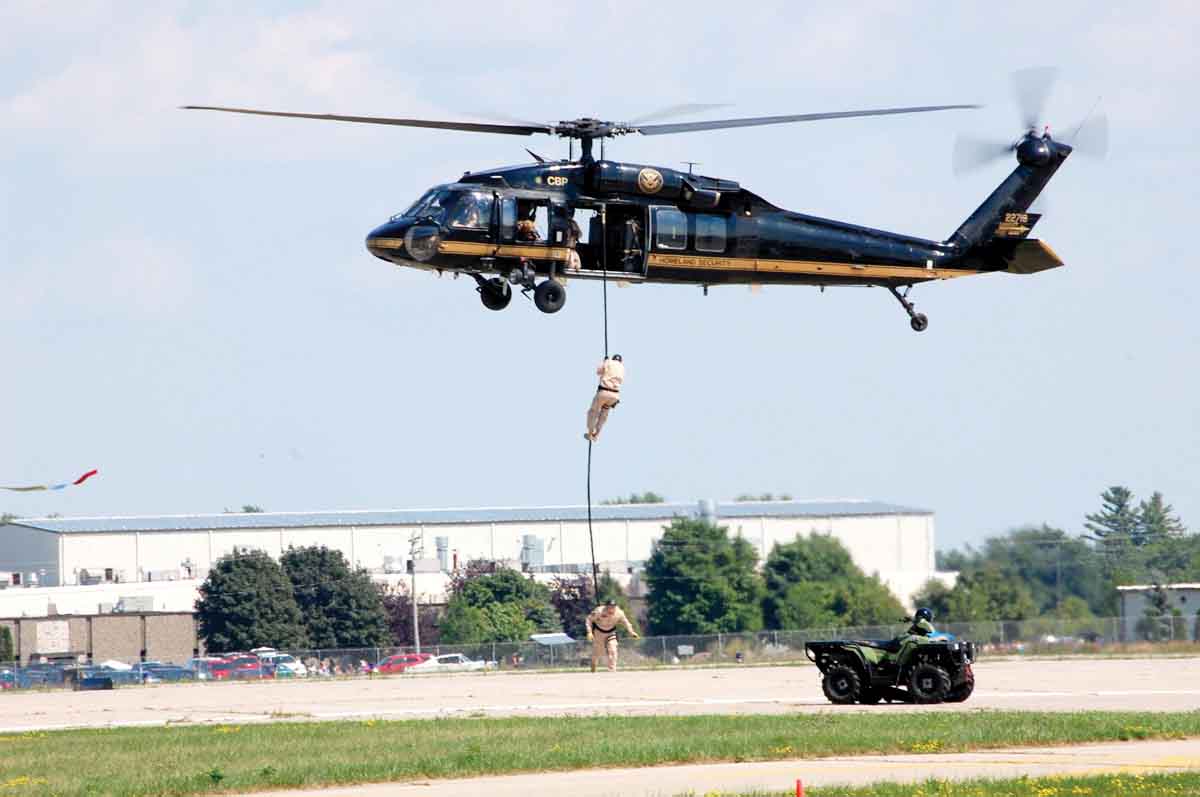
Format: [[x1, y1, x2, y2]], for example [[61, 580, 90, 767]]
[[4, 499, 932, 535]]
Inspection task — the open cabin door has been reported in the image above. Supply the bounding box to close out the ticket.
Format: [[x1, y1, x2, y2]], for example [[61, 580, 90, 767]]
[[570, 203, 647, 277]]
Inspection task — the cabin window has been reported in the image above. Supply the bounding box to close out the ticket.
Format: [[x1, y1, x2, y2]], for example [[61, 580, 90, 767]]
[[695, 214, 727, 253], [499, 197, 517, 242], [653, 207, 687, 250], [448, 192, 493, 230]]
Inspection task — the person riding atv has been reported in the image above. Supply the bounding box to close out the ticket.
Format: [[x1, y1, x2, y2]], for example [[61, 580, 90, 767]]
[[804, 607, 975, 704], [907, 606, 936, 637]]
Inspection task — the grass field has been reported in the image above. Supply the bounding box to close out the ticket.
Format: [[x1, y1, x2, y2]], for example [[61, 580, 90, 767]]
[[708, 772, 1200, 796], [0, 711, 1197, 796]]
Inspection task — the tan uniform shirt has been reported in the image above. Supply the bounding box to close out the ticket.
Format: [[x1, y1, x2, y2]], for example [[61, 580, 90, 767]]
[[587, 605, 635, 636], [597, 359, 625, 392]]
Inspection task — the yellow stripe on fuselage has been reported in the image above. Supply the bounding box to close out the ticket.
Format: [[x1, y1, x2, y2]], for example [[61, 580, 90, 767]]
[[437, 240, 572, 262], [646, 253, 977, 281]]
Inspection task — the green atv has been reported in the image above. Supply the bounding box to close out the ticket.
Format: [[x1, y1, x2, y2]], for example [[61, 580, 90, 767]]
[[804, 632, 976, 705]]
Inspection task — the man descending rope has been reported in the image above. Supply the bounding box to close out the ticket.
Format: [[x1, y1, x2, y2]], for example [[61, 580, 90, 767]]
[[586, 598, 639, 672], [585, 354, 623, 443]]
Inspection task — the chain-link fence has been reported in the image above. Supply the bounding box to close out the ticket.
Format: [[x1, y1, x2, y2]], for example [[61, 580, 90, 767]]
[[1, 615, 1195, 692]]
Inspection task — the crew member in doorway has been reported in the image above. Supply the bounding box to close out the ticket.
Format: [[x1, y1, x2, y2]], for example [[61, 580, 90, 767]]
[[585, 354, 624, 442], [586, 598, 638, 672]]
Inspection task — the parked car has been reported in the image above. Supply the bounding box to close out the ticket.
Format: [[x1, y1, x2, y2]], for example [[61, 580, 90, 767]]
[[259, 653, 307, 678], [20, 663, 65, 686], [136, 662, 195, 682], [0, 668, 18, 690], [186, 657, 227, 681], [378, 653, 432, 674], [87, 665, 142, 686], [207, 658, 236, 680], [406, 653, 495, 674], [228, 655, 271, 679]]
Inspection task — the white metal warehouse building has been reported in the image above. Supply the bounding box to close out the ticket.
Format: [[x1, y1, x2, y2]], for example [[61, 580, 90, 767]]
[[0, 499, 949, 616]]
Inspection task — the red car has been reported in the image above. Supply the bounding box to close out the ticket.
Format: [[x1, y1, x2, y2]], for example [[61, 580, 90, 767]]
[[378, 653, 432, 674]]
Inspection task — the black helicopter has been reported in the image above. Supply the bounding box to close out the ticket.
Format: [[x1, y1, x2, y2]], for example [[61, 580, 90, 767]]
[[185, 70, 1104, 331]]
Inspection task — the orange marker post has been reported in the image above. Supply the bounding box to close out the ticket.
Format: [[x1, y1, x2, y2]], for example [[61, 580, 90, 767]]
[[796, 779, 804, 797]]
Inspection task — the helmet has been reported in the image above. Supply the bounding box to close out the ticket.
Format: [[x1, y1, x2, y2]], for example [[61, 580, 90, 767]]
[[915, 607, 933, 622], [611, 354, 622, 362]]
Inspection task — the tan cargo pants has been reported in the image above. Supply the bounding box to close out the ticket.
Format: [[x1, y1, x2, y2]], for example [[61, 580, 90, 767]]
[[586, 389, 620, 441], [591, 631, 619, 672]]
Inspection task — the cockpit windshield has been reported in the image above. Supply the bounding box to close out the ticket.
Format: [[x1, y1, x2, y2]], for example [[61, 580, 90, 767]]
[[393, 188, 451, 223], [391, 189, 493, 230]]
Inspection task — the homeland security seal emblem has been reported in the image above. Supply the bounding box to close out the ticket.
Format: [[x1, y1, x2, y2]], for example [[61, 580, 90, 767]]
[[637, 167, 664, 194]]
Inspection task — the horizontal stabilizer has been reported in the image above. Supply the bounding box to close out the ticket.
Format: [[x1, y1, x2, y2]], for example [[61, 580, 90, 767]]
[[1004, 239, 1063, 274]]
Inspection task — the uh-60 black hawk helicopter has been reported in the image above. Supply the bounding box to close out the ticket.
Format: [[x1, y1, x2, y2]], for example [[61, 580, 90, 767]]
[[186, 70, 1104, 331]]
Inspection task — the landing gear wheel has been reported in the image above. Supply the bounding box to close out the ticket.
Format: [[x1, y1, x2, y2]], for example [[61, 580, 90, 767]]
[[478, 278, 511, 311], [908, 662, 951, 704], [533, 279, 566, 314], [888, 286, 929, 332], [821, 665, 862, 705]]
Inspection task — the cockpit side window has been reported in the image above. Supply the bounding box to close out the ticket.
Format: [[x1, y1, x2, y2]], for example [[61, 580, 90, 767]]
[[448, 192, 494, 230]]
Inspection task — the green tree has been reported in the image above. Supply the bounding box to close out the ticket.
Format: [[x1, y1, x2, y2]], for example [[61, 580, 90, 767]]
[[0, 625, 14, 663], [913, 578, 955, 620], [1135, 584, 1181, 641], [439, 600, 536, 643], [1, 513, 17, 525], [443, 561, 559, 642], [196, 548, 308, 653], [935, 526, 1115, 616], [935, 567, 1040, 622], [279, 546, 389, 649], [1138, 492, 1185, 541], [379, 584, 440, 647], [644, 518, 764, 635], [762, 534, 904, 629], [1085, 486, 1141, 548]]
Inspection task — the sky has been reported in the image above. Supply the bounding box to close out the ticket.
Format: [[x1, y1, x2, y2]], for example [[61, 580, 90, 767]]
[[1, 2, 1196, 552]]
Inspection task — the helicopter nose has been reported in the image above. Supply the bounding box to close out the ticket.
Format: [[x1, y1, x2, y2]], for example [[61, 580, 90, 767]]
[[365, 220, 411, 261]]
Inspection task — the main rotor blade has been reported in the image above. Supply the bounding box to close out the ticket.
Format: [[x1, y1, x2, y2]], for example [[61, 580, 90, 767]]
[[1070, 111, 1109, 160], [633, 104, 980, 135], [181, 105, 553, 136], [625, 103, 732, 125], [952, 135, 1013, 175], [1012, 66, 1059, 129]]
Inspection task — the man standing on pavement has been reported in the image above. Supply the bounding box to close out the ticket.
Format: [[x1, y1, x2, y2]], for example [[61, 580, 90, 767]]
[[585, 354, 623, 443], [586, 598, 639, 672]]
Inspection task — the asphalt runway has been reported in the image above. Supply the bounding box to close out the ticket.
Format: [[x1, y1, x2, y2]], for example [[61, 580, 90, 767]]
[[2, 656, 1200, 732]]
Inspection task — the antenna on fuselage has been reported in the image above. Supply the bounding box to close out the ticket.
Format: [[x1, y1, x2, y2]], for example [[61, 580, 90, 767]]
[[682, 161, 701, 175]]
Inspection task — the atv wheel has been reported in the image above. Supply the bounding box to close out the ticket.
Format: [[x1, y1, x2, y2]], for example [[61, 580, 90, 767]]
[[908, 662, 951, 704], [946, 679, 975, 703], [822, 665, 862, 705], [858, 688, 882, 705]]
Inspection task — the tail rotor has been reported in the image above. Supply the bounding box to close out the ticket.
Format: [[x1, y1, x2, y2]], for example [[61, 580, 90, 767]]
[[952, 67, 1108, 176]]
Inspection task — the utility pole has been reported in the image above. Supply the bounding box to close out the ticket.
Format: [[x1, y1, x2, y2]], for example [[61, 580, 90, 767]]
[[409, 530, 423, 653]]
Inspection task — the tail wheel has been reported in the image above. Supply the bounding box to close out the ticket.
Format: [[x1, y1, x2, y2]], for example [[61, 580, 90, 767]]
[[821, 664, 862, 705], [946, 679, 975, 703], [908, 662, 951, 704]]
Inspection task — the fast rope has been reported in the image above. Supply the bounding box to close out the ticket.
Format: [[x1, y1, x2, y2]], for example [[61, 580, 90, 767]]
[[585, 208, 612, 600]]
